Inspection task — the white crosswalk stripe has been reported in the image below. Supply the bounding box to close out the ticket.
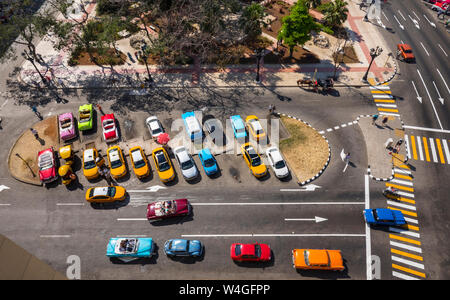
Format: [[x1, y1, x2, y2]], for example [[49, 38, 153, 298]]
[[391, 256, 425, 269], [392, 271, 420, 280], [387, 201, 416, 211], [405, 134, 411, 159], [391, 179, 414, 186], [416, 136, 424, 161], [390, 241, 422, 252], [389, 227, 421, 239], [442, 139, 450, 165], [429, 138, 438, 163]]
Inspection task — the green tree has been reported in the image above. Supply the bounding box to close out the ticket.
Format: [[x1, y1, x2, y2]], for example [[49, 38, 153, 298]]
[[277, 0, 321, 58], [304, 0, 322, 9], [322, 0, 348, 28], [239, 3, 267, 42]]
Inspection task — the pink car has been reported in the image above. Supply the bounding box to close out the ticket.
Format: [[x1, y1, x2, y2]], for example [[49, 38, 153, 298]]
[[58, 113, 77, 141]]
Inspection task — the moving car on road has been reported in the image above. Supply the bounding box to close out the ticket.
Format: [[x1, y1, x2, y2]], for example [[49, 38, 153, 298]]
[[152, 147, 175, 183], [58, 113, 77, 141], [107, 237, 155, 262], [266, 146, 289, 178], [174, 146, 198, 180], [245, 115, 266, 141], [129, 146, 150, 179], [101, 113, 119, 143], [241, 143, 267, 178], [230, 115, 247, 139], [198, 148, 218, 176], [78, 104, 93, 131], [37, 147, 57, 184], [164, 239, 203, 258], [146, 199, 191, 221], [146, 116, 164, 139], [397, 44, 415, 62], [85, 186, 126, 203], [292, 249, 345, 271], [82, 148, 102, 180], [230, 242, 271, 262], [107, 146, 127, 179], [363, 208, 406, 226]]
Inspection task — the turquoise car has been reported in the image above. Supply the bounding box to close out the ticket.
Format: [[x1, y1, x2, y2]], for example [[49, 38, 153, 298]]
[[106, 237, 154, 262], [198, 148, 218, 176], [78, 104, 93, 131]]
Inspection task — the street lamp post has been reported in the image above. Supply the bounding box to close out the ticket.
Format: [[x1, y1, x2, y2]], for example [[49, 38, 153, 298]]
[[255, 48, 264, 83], [362, 46, 383, 82]]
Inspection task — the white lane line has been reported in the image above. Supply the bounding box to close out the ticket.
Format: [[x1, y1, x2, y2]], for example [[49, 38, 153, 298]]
[[386, 201, 416, 211], [404, 135, 411, 159], [392, 271, 420, 280], [181, 233, 366, 238], [390, 241, 422, 253], [370, 85, 391, 90], [412, 11, 420, 21], [379, 112, 400, 117], [117, 218, 147, 221], [416, 136, 424, 161], [391, 179, 414, 186], [394, 15, 405, 30], [417, 69, 443, 129], [420, 42, 430, 56], [372, 94, 394, 99], [56, 203, 85, 206], [190, 202, 365, 206], [403, 125, 450, 134], [398, 10, 406, 21], [442, 139, 450, 165], [396, 191, 415, 199], [382, 11, 389, 21], [395, 167, 411, 175], [389, 228, 421, 239], [0, 204, 11, 206], [438, 44, 448, 57], [429, 138, 438, 163], [40, 235, 71, 238], [436, 68, 450, 95], [376, 104, 397, 108], [365, 174, 372, 281], [391, 256, 425, 269], [404, 217, 418, 224]]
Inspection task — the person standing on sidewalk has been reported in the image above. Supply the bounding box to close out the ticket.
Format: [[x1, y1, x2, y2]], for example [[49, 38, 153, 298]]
[[31, 105, 43, 120], [96, 104, 104, 116], [30, 128, 39, 139], [372, 114, 379, 125]]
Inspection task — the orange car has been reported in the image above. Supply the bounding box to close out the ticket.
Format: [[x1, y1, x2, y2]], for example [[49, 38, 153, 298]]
[[397, 44, 415, 62], [292, 249, 344, 271]]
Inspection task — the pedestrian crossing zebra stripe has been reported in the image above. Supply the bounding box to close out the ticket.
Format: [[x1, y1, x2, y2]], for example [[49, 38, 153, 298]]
[[443, 139, 450, 165], [406, 135, 450, 164], [429, 138, 438, 163]]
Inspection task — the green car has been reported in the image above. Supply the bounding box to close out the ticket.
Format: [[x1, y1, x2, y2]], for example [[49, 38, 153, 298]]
[[78, 104, 93, 131]]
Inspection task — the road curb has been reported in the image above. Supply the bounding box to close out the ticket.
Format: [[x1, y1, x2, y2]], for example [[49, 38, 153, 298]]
[[275, 113, 331, 186]]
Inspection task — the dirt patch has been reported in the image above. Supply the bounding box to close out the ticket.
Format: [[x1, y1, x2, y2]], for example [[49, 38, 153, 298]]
[[8, 116, 60, 185], [279, 116, 329, 183], [333, 45, 359, 64], [70, 48, 127, 66]]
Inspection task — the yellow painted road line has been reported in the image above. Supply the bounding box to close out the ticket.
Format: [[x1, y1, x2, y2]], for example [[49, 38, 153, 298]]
[[389, 234, 421, 246], [410, 135, 418, 160], [374, 99, 396, 103], [401, 224, 420, 231], [392, 264, 426, 278], [394, 173, 412, 181], [377, 107, 399, 113], [385, 183, 414, 192], [436, 139, 446, 164], [422, 137, 430, 162], [385, 194, 415, 204], [397, 163, 410, 169], [368, 78, 376, 85], [391, 249, 423, 261], [372, 90, 392, 94], [387, 207, 417, 217]]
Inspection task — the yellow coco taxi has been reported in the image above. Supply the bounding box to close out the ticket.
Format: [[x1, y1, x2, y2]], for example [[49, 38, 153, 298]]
[[82, 148, 101, 180], [152, 147, 175, 183], [85, 186, 126, 203], [241, 143, 267, 178], [129, 146, 150, 179], [292, 249, 345, 271], [245, 115, 266, 141], [107, 146, 127, 179]]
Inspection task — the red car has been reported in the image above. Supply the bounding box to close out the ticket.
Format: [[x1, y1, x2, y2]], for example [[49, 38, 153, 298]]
[[37, 147, 57, 184], [230, 242, 272, 262], [101, 113, 119, 143], [146, 199, 191, 221]]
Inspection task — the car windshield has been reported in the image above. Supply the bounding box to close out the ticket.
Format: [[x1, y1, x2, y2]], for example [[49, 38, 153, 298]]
[[60, 119, 71, 128], [304, 250, 310, 266], [274, 160, 286, 169], [156, 153, 170, 171], [247, 148, 261, 167], [404, 49, 412, 53], [181, 159, 194, 170], [110, 157, 122, 169], [134, 159, 146, 169], [38, 154, 53, 170], [204, 158, 215, 168], [84, 160, 96, 169], [107, 187, 116, 197], [254, 244, 261, 258], [235, 245, 241, 256], [372, 209, 379, 221], [152, 127, 162, 135]]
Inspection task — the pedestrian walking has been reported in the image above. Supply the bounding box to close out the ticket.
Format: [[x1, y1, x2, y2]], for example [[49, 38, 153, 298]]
[[31, 105, 42, 120], [268, 104, 274, 114], [381, 116, 389, 127], [30, 128, 39, 139], [372, 114, 379, 125], [96, 104, 104, 115], [345, 152, 351, 163]]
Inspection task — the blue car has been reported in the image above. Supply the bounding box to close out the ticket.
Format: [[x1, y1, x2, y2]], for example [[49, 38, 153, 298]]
[[107, 237, 154, 262], [230, 115, 247, 139], [198, 148, 218, 176], [182, 111, 202, 141], [364, 208, 406, 226], [164, 239, 203, 257]]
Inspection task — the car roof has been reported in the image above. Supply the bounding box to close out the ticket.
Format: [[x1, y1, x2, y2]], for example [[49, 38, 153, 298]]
[[308, 250, 329, 265], [171, 239, 188, 251], [147, 118, 160, 130], [376, 208, 395, 221], [108, 147, 121, 160], [268, 148, 283, 162], [184, 115, 201, 132], [130, 148, 143, 162], [174, 147, 190, 162], [92, 187, 109, 197], [200, 148, 212, 158], [83, 149, 95, 161], [231, 115, 245, 128], [59, 112, 73, 120], [249, 118, 263, 131]]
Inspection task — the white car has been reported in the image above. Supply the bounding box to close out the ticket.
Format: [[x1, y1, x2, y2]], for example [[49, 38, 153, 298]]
[[173, 146, 198, 180], [146, 116, 164, 139], [266, 146, 289, 178]]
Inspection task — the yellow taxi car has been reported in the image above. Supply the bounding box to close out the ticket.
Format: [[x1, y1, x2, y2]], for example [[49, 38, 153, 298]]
[[107, 146, 127, 179], [152, 147, 175, 183], [292, 249, 345, 271], [82, 148, 102, 180], [241, 143, 267, 178], [85, 186, 126, 203], [129, 146, 150, 179], [245, 115, 266, 141]]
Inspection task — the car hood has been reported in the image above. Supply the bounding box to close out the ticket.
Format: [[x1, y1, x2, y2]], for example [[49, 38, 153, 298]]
[[364, 209, 376, 223], [188, 240, 202, 253], [182, 166, 198, 179], [274, 166, 289, 177], [40, 167, 56, 181]]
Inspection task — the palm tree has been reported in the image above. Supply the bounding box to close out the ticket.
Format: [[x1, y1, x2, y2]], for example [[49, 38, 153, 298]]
[[322, 0, 349, 28], [239, 3, 267, 42], [304, 0, 322, 9]]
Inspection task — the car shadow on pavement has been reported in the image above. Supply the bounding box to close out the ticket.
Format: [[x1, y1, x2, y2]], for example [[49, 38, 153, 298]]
[[90, 194, 130, 210], [167, 253, 205, 264], [109, 245, 159, 265], [295, 260, 350, 279], [149, 213, 194, 227]]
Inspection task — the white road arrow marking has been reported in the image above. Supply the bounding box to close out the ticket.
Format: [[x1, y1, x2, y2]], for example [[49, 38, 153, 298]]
[[0, 185, 10, 192], [398, 10, 406, 21], [382, 11, 389, 21], [412, 11, 420, 21], [284, 216, 328, 223], [128, 185, 167, 193], [417, 69, 443, 129], [432, 81, 444, 105], [423, 14, 436, 28], [408, 15, 420, 29], [411, 81, 422, 103], [436, 68, 450, 95], [394, 15, 404, 30], [280, 184, 322, 192], [438, 44, 448, 57]]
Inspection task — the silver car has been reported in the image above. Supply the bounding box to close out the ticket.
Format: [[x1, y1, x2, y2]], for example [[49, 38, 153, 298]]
[[174, 146, 198, 180], [266, 146, 289, 178], [146, 116, 164, 139]]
